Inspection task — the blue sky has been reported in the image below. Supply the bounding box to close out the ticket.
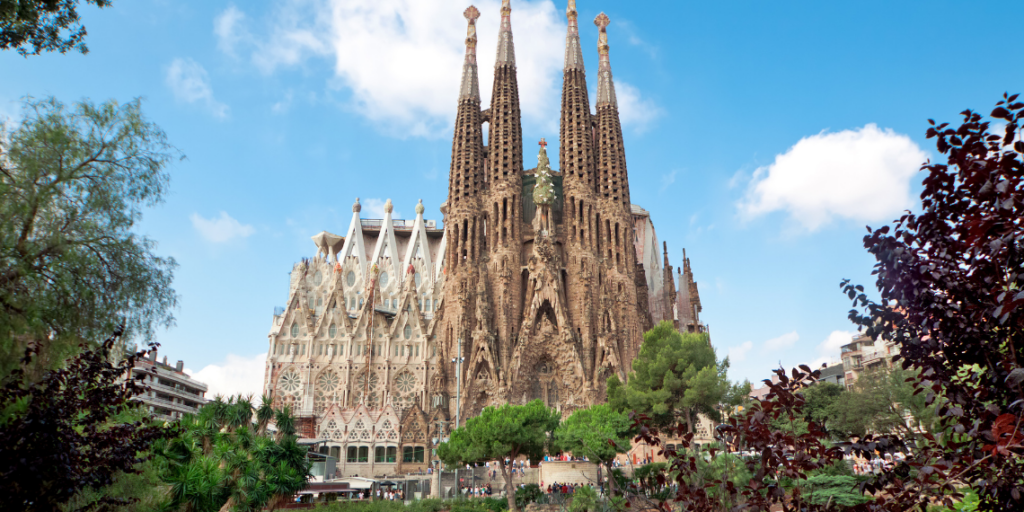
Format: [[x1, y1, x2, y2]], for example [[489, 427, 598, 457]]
[[3, 0, 1021, 396]]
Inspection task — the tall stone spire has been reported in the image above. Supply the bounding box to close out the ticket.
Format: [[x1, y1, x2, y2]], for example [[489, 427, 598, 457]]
[[446, 6, 486, 209], [495, 0, 515, 65], [459, 6, 481, 100], [560, 0, 595, 198], [594, 12, 629, 210], [595, 12, 616, 107], [564, 0, 584, 71], [487, 0, 523, 186], [485, 0, 523, 375]]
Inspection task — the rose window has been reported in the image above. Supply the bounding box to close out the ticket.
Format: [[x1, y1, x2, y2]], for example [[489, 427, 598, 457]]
[[355, 371, 380, 391], [315, 370, 341, 412], [279, 370, 301, 396], [395, 372, 417, 394]]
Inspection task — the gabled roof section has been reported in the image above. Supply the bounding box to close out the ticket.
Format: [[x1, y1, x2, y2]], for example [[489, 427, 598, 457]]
[[339, 198, 368, 279], [401, 199, 434, 288], [369, 199, 402, 281]]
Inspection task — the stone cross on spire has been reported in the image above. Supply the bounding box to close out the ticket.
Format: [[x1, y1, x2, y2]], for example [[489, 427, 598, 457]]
[[459, 6, 481, 100], [564, 0, 584, 70], [595, 12, 617, 107], [539, 137, 547, 148], [496, 0, 516, 66]]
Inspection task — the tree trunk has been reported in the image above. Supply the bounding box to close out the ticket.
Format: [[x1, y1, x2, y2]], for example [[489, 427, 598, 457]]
[[499, 459, 517, 512], [605, 461, 615, 498]]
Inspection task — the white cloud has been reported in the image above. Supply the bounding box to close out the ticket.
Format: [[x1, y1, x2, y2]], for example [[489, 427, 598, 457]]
[[615, 80, 661, 132], [165, 58, 230, 119], [217, 1, 656, 138], [190, 211, 256, 243], [362, 198, 403, 220], [185, 352, 267, 398], [809, 330, 856, 368], [739, 124, 927, 231], [214, 5, 248, 57], [763, 331, 799, 352], [728, 341, 753, 362]]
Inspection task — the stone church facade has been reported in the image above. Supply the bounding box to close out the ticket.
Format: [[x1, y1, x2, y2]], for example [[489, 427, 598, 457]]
[[262, 0, 706, 477]]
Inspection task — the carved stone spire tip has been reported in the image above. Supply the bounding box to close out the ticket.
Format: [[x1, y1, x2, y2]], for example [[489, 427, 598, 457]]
[[353, 197, 361, 213], [567, 0, 577, 19], [595, 12, 610, 29], [460, 5, 481, 100]]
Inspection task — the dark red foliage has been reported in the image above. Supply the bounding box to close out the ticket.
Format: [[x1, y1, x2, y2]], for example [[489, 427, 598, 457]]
[[841, 93, 1024, 510], [0, 326, 174, 512], [629, 95, 1024, 512], [631, 366, 843, 512]]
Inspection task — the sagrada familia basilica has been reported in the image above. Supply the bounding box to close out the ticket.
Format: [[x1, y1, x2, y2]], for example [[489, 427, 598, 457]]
[[263, 0, 707, 475]]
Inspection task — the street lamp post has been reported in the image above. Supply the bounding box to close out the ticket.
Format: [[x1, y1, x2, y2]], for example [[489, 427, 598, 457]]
[[452, 338, 465, 498]]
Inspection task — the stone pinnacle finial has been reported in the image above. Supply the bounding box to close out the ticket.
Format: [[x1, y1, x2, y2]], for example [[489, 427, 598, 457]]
[[384, 198, 393, 214], [496, 0, 515, 66], [533, 139, 555, 206], [564, 0, 584, 70], [594, 12, 617, 107], [459, 6, 481, 100], [415, 198, 425, 215], [353, 197, 361, 213]]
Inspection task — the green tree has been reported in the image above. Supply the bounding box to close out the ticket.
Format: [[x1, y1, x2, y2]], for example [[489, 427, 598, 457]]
[[801, 382, 844, 427], [607, 321, 732, 432], [554, 404, 631, 496], [0, 326, 172, 512], [830, 366, 937, 444], [1, 0, 112, 55], [156, 395, 310, 512], [0, 96, 179, 381], [437, 400, 559, 512]]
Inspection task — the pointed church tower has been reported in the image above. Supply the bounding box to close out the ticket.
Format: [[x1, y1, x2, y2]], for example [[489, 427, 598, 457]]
[[559, 0, 600, 382], [593, 12, 643, 369], [440, 6, 488, 416], [485, 0, 524, 382], [594, 12, 631, 213]]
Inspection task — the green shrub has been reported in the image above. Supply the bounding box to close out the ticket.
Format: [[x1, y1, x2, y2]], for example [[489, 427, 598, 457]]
[[795, 475, 872, 508], [514, 484, 543, 509]]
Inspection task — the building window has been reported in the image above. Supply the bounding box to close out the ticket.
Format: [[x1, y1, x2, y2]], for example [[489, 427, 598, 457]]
[[347, 447, 358, 463], [404, 325, 412, 339], [359, 446, 369, 462], [380, 272, 389, 288], [387, 446, 397, 462], [415, 345, 420, 357], [375, 446, 386, 463], [329, 324, 337, 338], [403, 446, 425, 462], [314, 271, 323, 285], [347, 271, 356, 287], [301, 344, 306, 355], [415, 272, 421, 287], [290, 323, 299, 337]]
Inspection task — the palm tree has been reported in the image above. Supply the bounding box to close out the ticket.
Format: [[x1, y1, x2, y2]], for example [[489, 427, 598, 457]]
[[155, 394, 310, 512], [255, 395, 275, 436]]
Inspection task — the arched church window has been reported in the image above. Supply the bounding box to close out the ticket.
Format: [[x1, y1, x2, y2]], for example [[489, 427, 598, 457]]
[[380, 272, 389, 288], [404, 325, 412, 339], [313, 271, 323, 285], [530, 379, 543, 401], [347, 271, 356, 286], [290, 323, 299, 337], [415, 272, 422, 287], [329, 323, 337, 338], [548, 380, 559, 408]]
